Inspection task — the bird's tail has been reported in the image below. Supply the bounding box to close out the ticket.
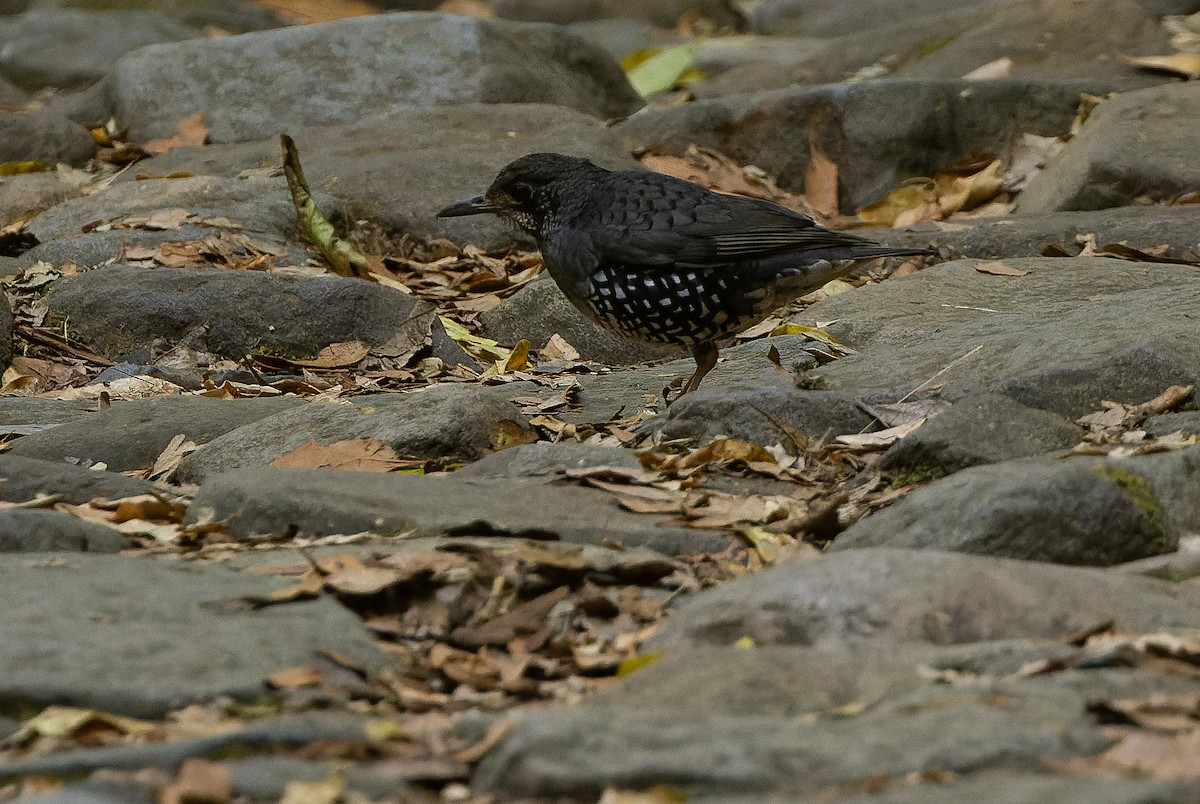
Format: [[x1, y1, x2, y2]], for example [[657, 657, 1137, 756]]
[[841, 245, 936, 260]]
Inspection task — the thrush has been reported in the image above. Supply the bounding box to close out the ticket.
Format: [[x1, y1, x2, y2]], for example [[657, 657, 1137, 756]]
[[439, 153, 931, 394]]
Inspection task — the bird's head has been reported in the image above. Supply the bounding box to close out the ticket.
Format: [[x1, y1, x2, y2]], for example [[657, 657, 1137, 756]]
[[437, 153, 599, 236]]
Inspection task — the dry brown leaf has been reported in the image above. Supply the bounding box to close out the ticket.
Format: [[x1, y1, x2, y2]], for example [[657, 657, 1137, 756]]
[[1090, 694, 1200, 733], [1119, 52, 1200, 79], [271, 438, 409, 472], [143, 111, 209, 156], [857, 181, 939, 227], [148, 433, 198, 481], [450, 586, 570, 648], [835, 417, 927, 448], [542, 333, 581, 361], [640, 144, 817, 216], [804, 126, 839, 217], [288, 340, 371, 369], [1090, 730, 1200, 778], [975, 261, 1030, 277], [936, 159, 1004, 216], [159, 757, 232, 804], [266, 666, 326, 689]]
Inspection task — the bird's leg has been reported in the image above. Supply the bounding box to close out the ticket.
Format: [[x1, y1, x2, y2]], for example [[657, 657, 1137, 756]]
[[682, 342, 719, 395]]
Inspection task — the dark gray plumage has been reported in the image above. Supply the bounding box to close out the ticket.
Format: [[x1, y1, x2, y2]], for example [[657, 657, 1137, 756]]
[[439, 153, 931, 394]]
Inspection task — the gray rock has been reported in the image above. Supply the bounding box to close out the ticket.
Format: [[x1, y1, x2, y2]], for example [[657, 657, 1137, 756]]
[[186, 467, 731, 555], [0, 395, 98, 427], [0, 108, 94, 166], [894, 0, 1173, 87], [492, 0, 741, 28], [8, 394, 303, 472], [0, 453, 160, 503], [660, 385, 871, 445], [112, 13, 643, 143], [475, 634, 1200, 799], [835, 447, 1200, 564], [0, 9, 198, 90], [877, 391, 1084, 480], [799, 258, 1200, 419], [480, 276, 683, 365], [0, 509, 127, 552], [872, 205, 1200, 263], [0, 711, 372, 779], [26, 173, 304, 243], [122, 104, 639, 251], [0, 553, 386, 717], [742, 0, 997, 37], [1145, 410, 1200, 437], [618, 79, 1096, 211], [455, 441, 643, 479], [0, 171, 85, 229], [28, 0, 286, 33], [45, 264, 431, 362], [650, 548, 1200, 650], [175, 385, 528, 482], [565, 18, 657, 61], [1020, 83, 1200, 213]]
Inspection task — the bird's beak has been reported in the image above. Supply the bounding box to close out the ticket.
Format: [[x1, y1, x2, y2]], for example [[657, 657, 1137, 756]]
[[436, 195, 502, 218]]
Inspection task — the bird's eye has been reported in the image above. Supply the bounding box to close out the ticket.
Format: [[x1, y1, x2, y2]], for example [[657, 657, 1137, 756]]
[[509, 181, 535, 203]]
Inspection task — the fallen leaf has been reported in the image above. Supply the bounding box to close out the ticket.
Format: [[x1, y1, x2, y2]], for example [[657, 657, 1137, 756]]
[[640, 144, 816, 215], [271, 438, 410, 472], [266, 666, 326, 689], [287, 340, 371, 369], [975, 261, 1029, 276], [542, 333, 581, 361], [148, 434, 198, 481], [835, 417, 926, 448], [159, 757, 231, 804], [281, 133, 373, 279], [280, 770, 345, 804], [804, 125, 839, 217], [623, 42, 703, 97], [1119, 52, 1200, 80], [962, 56, 1014, 80], [143, 111, 209, 155]]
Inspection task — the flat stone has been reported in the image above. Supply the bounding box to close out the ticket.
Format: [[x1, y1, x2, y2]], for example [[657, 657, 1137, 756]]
[[871, 205, 1200, 263], [112, 13, 643, 143], [1020, 83, 1200, 213], [8, 395, 303, 472], [45, 264, 431, 362], [0, 108, 94, 166], [0, 395, 98, 427], [0, 9, 197, 90], [877, 391, 1084, 480], [649, 548, 1200, 651], [617, 79, 1096, 210], [454, 441, 643, 479], [186, 467, 731, 555], [797, 258, 1200, 419], [123, 104, 638, 251], [0, 553, 387, 717], [474, 635, 1200, 799], [0, 171, 85, 230], [0, 509, 127, 552], [175, 385, 529, 482], [0, 453, 160, 503], [835, 447, 1200, 564]]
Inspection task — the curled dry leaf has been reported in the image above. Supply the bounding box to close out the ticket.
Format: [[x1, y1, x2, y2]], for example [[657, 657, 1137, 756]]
[[1119, 52, 1200, 79], [975, 261, 1029, 277]]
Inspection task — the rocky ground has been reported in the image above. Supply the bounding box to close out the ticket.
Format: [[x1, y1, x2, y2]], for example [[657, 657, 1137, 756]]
[[1, 0, 1200, 802]]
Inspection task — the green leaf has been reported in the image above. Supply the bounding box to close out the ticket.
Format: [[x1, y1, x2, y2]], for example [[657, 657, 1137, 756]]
[[624, 42, 703, 98]]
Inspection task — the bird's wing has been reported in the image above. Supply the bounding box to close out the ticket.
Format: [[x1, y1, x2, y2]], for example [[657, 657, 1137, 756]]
[[589, 175, 872, 267]]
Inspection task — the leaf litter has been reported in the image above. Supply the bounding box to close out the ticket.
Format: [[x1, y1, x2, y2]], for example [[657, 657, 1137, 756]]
[[0, 130, 1131, 799]]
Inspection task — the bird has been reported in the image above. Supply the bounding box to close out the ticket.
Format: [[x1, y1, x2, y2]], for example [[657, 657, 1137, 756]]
[[438, 153, 932, 395]]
